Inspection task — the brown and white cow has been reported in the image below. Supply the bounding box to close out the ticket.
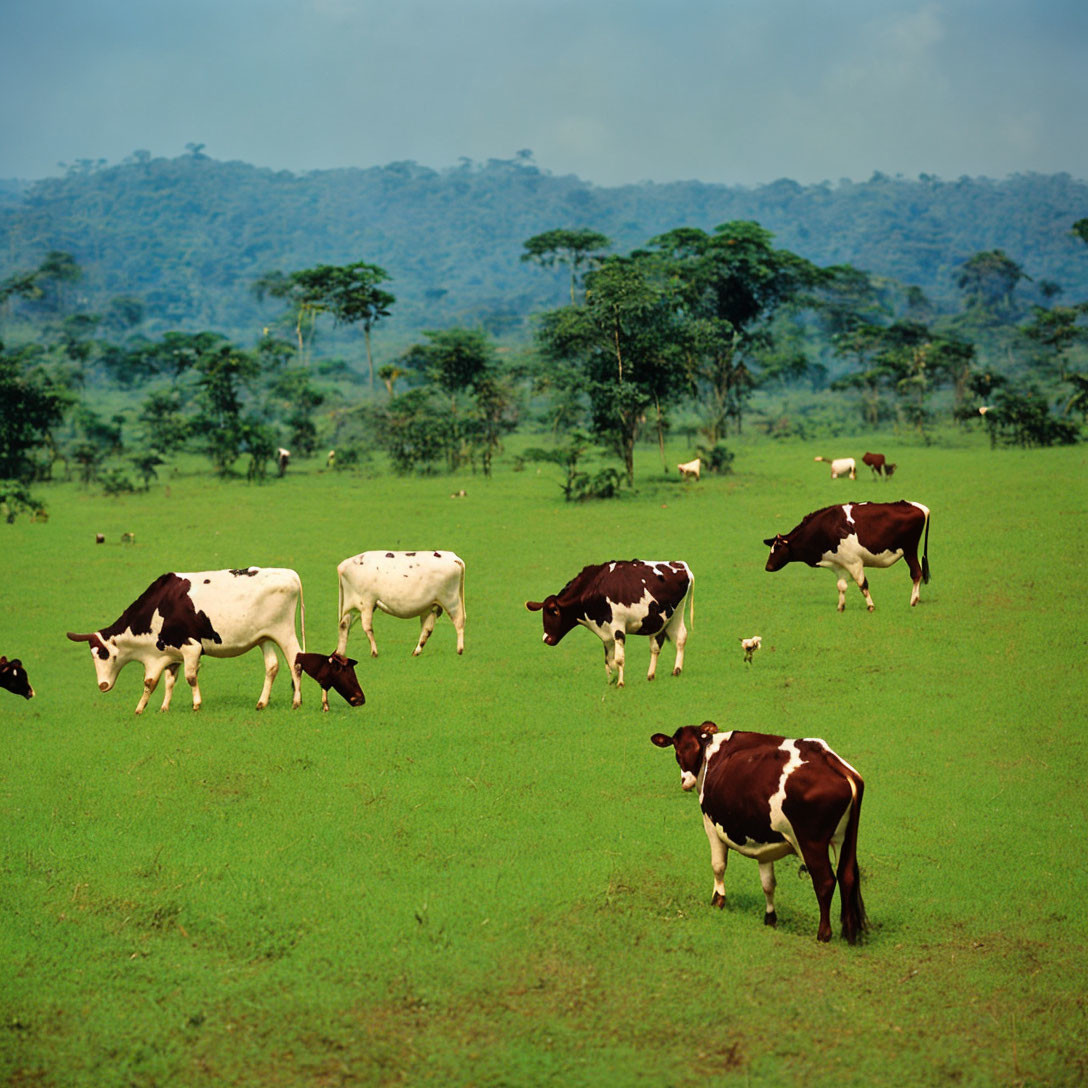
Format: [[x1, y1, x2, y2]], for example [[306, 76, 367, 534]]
[[651, 722, 866, 943], [295, 651, 365, 712], [336, 550, 466, 658], [677, 458, 701, 481], [67, 567, 305, 714], [526, 559, 693, 686], [0, 656, 34, 699], [862, 451, 897, 479], [764, 501, 930, 611]]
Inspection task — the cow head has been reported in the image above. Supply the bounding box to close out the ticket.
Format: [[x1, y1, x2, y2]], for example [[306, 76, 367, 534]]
[[0, 656, 34, 699], [295, 652, 365, 707], [885, 463, 897, 477], [763, 534, 792, 571], [651, 722, 719, 791], [66, 631, 124, 692], [524, 595, 579, 645]]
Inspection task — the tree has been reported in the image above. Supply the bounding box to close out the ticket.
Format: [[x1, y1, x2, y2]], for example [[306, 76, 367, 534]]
[[955, 250, 1028, 315], [316, 261, 395, 392], [1021, 303, 1088, 383], [0, 342, 70, 480], [522, 229, 612, 304], [190, 344, 261, 475]]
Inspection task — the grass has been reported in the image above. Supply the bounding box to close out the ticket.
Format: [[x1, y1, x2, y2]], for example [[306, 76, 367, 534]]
[[2, 432, 1086, 1087]]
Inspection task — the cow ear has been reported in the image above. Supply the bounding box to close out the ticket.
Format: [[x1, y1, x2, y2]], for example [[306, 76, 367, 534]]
[[525, 600, 543, 612], [345, 657, 359, 668], [0, 656, 6, 665], [650, 733, 673, 748], [700, 721, 719, 736], [762, 538, 776, 547]]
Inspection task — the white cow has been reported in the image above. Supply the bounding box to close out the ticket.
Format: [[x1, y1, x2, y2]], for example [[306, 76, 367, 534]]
[[814, 456, 856, 480], [677, 458, 701, 481], [67, 567, 305, 714], [336, 550, 466, 658]]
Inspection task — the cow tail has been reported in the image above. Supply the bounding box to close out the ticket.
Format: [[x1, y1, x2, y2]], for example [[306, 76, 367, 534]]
[[298, 574, 307, 654], [921, 509, 931, 585], [687, 565, 694, 631], [459, 557, 466, 623], [837, 774, 867, 945]]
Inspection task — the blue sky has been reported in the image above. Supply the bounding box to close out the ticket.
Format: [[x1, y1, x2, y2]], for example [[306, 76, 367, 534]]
[[2, 0, 1085, 185]]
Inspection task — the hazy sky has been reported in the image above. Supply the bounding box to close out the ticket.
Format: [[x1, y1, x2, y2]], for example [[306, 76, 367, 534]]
[[2, 0, 1085, 187]]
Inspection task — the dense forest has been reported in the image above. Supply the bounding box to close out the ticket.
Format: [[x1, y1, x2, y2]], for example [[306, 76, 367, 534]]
[[1, 150, 1086, 516]]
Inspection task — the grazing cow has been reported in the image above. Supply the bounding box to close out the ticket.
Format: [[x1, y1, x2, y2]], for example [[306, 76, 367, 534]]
[[677, 458, 701, 481], [525, 559, 693, 687], [336, 550, 466, 658], [327, 449, 336, 469], [295, 652, 365, 712], [277, 448, 290, 476], [67, 567, 305, 714], [814, 456, 856, 480], [862, 452, 897, 479], [739, 636, 762, 664], [0, 656, 34, 699], [651, 722, 866, 943], [764, 501, 930, 611]]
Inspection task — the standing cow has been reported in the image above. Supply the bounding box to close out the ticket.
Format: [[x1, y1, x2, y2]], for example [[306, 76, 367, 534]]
[[67, 567, 305, 714], [651, 722, 866, 943], [862, 451, 897, 478], [525, 559, 693, 687], [336, 550, 466, 658], [814, 455, 856, 479], [763, 501, 930, 611]]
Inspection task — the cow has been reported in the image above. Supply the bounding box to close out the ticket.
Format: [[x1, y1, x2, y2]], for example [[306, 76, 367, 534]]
[[862, 451, 897, 479], [277, 448, 290, 476], [66, 567, 305, 714], [525, 559, 693, 687], [677, 458, 701, 481], [295, 652, 365, 712], [651, 722, 866, 943], [336, 550, 466, 658], [764, 501, 930, 612], [0, 656, 34, 699], [740, 636, 762, 664], [814, 456, 856, 480]]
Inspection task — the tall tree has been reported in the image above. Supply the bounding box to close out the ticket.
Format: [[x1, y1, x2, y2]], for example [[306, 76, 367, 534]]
[[522, 229, 611, 304]]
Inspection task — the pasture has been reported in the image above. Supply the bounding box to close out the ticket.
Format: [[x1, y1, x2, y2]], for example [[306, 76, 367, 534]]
[[2, 436, 1086, 1087]]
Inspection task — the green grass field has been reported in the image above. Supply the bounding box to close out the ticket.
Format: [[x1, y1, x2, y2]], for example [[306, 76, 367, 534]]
[[3, 434, 1086, 1087]]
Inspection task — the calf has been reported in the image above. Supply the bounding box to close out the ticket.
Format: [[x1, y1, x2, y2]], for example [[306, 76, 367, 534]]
[[677, 458, 701, 481], [295, 652, 365, 712], [651, 722, 866, 943], [862, 451, 897, 479], [814, 456, 856, 479], [526, 559, 693, 687], [0, 656, 34, 699], [67, 567, 305, 714], [336, 550, 466, 658], [764, 501, 930, 611]]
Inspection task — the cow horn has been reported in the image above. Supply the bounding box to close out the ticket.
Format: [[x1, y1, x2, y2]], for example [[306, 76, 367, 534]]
[[66, 632, 91, 642], [525, 600, 543, 612]]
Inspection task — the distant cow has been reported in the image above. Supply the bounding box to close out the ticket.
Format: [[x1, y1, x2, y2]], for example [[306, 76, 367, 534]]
[[677, 458, 701, 481], [295, 651, 365, 712], [739, 636, 762, 664], [277, 448, 290, 476], [526, 559, 693, 687], [0, 656, 34, 699], [814, 456, 856, 480], [651, 722, 866, 943], [862, 452, 897, 479], [67, 567, 305, 714], [336, 550, 466, 658], [764, 501, 930, 611]]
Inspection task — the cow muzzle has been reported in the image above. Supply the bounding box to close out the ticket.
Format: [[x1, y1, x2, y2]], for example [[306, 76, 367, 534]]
[[680, 771, 698, 792], [99, 681, 112, 692], [542, 634, 556, 646]]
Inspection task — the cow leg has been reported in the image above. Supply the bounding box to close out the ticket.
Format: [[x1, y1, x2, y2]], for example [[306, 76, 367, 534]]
[[704, 813, 728, 907], [182, 649, 203, 711], [843, 564, 875, 611], [613, 630, 626, 687], [256, 641, 279, 709], [836, 577, 849, 611], [321, 687, 330, 712], [357, 603, 380, 658], [602, 638, 617, 684], [414, 606, 440, 656], [759, 861, 778, 926], [647, 631, 662, 681], [798, 841, 837, 942], [445, 597, 466, 655], [335, 606, 357, 657], [135, 662, 167, 716], [905, 551, 924, 606], [670, 612, 688, 677], [159, 663, 180, 712]]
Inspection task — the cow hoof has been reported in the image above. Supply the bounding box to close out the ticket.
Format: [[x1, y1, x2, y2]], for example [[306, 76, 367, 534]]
[[867, 604, 875, 612], [256, 701, 267, 710], [371, 650, 378, 658], [647, 674, 655, 682], [672, 667, 682, 677], [711, 892, 726, 909], [837, 604, 845, 613], [764, 911, 777, 927]]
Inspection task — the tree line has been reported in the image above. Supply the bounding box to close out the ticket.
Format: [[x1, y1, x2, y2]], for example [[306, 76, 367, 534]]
[[2, 214, 1086, 519]]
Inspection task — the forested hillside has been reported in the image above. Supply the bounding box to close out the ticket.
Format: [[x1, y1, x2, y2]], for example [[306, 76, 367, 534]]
[[2, 152, 1086, 348]]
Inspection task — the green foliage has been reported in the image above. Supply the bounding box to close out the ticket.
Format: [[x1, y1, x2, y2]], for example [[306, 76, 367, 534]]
[[0, 341, 70, 480], [987, 385, 1080, 447]]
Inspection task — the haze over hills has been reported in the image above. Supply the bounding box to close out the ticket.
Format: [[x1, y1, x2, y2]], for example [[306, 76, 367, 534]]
[[2, 152, 1086, 353]]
